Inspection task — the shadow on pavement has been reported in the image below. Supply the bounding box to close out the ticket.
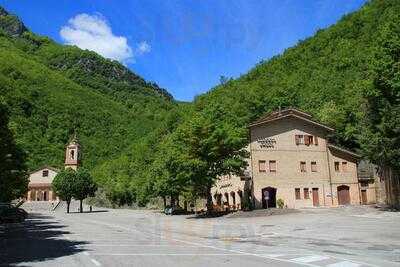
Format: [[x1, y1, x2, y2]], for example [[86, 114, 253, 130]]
[[67, 210, 108, 214], [0, 213, 87, 265]]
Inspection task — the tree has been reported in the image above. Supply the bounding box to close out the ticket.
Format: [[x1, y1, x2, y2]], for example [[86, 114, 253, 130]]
[[73, 168, 97, 213], [177, 108, 248, 213], [361, 11, 400, 208], [0, 102, 28, 202], [52, 168, 75, 213]]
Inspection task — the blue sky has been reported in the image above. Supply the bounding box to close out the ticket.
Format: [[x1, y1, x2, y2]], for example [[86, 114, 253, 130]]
[[0, 0, 366, 101]]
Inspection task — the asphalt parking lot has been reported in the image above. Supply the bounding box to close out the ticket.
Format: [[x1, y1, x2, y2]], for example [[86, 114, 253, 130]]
[[1, 206, 399, 267]]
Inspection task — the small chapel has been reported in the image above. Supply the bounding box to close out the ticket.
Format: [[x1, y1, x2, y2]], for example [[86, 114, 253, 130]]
[[25, 136, 81, 202]]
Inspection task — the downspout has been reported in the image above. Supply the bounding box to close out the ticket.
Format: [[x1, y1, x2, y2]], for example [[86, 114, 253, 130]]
[[326, 142, 334, 206], [357, 163, 362, 205]]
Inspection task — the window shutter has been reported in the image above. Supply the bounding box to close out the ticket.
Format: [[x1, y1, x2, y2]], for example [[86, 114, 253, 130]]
[[314, 136, 318, 145], [305, 135, 310, 146], [295, 135, 300, 145]]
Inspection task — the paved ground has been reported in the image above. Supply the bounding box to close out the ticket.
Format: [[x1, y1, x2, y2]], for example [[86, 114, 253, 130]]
[[1, 206, 400, 267]]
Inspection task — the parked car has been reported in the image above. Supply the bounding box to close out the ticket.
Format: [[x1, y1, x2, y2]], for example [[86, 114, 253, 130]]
[[0, 203, 27, 223], [164, 206, 187, 215]]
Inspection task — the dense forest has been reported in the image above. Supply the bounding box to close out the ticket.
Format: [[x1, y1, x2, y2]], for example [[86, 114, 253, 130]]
[[0, 0, 399, 207]]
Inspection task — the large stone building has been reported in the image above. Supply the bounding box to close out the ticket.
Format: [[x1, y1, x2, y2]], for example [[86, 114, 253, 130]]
[[25, 136, 81, 202], [212, 108, 382, 210]]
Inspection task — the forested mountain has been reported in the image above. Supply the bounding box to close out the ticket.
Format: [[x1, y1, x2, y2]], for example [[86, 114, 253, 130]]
[[0, 7, 179, 173]]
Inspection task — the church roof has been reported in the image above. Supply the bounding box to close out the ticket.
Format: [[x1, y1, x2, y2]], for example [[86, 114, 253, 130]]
[[248, 108, 334, 132], [28, 166, 59, 175]]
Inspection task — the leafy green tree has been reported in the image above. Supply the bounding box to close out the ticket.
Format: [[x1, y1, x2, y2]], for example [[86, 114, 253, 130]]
[[177, 110, 248, 213], [73, 168, 97, 213], [361, 11, 400, 207], [0, 102, 28, 202], [52, 168, 75, 213]]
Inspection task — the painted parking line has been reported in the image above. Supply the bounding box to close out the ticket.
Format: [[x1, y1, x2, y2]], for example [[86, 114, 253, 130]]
[[327, 261, 361, 267], [90, 258, 101, 266], [92, 253, 252, 256], [291, 255, 330, 263], [79, 244, 199, 247]]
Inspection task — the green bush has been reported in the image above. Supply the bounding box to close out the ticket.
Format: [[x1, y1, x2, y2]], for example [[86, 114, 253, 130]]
[[277, 199, 284, 209]]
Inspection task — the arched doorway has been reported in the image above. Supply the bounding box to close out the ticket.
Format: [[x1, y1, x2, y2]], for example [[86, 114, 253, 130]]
[[337, 185, 350, 205], [261, 187, 277, 208], [230, 192, 236, 207]]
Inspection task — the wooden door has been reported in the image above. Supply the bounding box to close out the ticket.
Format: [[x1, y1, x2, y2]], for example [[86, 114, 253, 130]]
[[361, 190, 367, 204], [337, 185, 350, 205], [312, 188, 319, 206]]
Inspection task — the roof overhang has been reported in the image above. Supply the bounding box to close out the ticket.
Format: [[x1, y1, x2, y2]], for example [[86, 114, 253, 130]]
[[248, 113, 335, 132], [328, 144, 361, 159]]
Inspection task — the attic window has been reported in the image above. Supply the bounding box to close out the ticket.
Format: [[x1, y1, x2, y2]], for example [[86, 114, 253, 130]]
[[70, 150, 75, 160], [305, 135, 314, 145], [42, 170, 49, 177]]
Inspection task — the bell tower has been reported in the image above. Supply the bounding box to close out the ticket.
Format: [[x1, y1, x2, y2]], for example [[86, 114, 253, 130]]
[[64, 133, 81, 170]]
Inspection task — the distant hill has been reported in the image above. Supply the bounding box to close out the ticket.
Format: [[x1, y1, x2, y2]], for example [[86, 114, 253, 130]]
[[0, 6, 176, 170]]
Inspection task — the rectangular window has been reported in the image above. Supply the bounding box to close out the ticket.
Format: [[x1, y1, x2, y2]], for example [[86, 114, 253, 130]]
[[311, 161, 317, 172], [300, 161, 307, 172], [259, 160, 266, 172], [342, 162, 348, 172], [305, 135, 314, 146], [269, 160, 277, 172], [295, 188, 301, 200], [314, 136, 319, 145], [334, 161, 340, 172], [295, 135, 304, 145], [42, 170, 49, 177], [304, 188, 310, 199]]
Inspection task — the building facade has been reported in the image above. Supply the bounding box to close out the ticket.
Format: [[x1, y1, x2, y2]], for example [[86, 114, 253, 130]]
[[25, 136, 81, 202], [212, 108, 363, 210], [26, 166, 59, 202], [357, 160, 386, 205]]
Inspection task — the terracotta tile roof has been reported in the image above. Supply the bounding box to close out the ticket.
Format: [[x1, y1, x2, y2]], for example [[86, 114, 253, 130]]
[[28, 166, 59, 175]]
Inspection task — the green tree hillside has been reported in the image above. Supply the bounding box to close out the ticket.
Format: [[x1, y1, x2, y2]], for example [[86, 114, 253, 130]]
[[0, 7, 179, 174]]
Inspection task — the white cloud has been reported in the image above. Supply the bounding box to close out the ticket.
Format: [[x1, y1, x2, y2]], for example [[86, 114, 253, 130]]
[[136, 41, 151, 55], [60, 13, 133, 63]]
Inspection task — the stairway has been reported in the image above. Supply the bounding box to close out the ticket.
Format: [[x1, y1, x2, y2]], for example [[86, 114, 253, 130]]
[[20, 201, 58, 212]]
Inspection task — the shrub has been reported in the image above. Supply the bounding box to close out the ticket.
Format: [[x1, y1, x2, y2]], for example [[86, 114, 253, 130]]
[[277, 199, 284, 209]]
